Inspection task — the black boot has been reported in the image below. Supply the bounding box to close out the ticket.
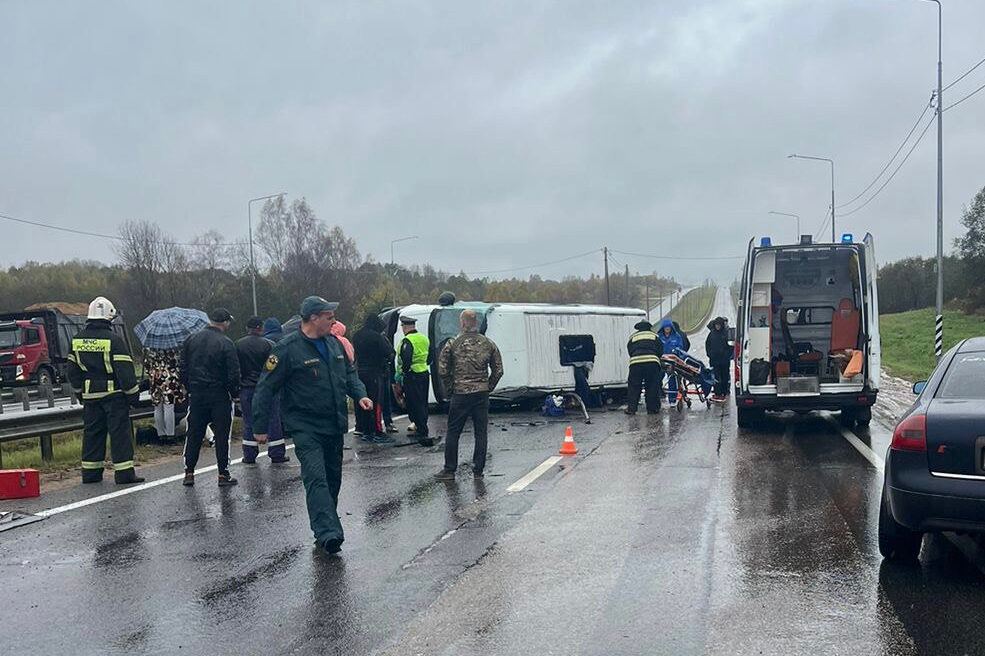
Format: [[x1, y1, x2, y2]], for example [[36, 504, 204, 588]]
[[82, 469, 103, 484], [114, 468, 145, 485]]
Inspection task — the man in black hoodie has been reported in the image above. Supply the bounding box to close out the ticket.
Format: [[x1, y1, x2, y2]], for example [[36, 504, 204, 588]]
[[704, 316, 732, 400], [352, 313, 395, 443], [181, 308, 241, 487]]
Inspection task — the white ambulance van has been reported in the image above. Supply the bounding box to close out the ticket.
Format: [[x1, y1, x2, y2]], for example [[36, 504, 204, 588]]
[[734, 234, 880, 428]]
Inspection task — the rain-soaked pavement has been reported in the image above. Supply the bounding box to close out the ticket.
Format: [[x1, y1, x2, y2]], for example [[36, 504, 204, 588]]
[[2, 292, 984, 655]]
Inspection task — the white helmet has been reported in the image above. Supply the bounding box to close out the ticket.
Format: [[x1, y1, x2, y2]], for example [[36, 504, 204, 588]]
[[87, 296, 117, 321]]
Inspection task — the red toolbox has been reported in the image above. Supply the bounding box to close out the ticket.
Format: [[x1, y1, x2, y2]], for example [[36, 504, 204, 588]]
[[0, 469, 41, 499]]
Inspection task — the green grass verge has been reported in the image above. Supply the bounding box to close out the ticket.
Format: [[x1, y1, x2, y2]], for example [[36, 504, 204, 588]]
[[670, 286, 717, 334], [880, 308, 985, 381], [0, 417, 244, 472]]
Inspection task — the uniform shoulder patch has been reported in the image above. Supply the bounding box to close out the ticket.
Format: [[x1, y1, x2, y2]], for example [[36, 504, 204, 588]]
[[265, 354, 279, 371]]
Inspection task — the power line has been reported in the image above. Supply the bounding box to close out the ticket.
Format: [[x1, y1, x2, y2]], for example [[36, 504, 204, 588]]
[[0, 211, 246, 247], [944, 54, 985, 92], [463, 248, 601, 276], [836, 115, 935, 218], [944, 79, 985, 112], [835, 97, 933, 209], [815, 209, 831, 237], [0, 212, 122, 241], [610, 248, 742, 262]]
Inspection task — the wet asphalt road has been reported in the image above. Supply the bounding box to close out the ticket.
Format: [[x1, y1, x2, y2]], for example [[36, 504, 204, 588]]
[[3, 297, 985, 654]]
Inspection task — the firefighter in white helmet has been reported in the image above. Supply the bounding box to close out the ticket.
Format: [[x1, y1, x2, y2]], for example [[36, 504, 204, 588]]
[[66, 297, 144, 484]]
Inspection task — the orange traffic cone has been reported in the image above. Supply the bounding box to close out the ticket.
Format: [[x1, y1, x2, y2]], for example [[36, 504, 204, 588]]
[[559, 426, 579, 455]]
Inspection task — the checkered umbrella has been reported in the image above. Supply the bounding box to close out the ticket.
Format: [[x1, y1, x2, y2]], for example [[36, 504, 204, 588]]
[[134, 307, 210, 350]]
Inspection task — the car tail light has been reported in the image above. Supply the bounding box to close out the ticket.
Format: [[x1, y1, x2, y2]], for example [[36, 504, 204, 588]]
[[891, 414, 926, 452]]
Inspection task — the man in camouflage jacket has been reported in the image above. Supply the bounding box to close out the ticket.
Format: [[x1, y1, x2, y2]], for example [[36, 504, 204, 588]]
[[435, 309, 504, 479]]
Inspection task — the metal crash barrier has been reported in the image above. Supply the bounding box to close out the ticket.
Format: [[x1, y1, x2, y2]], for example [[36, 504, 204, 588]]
[[0, 385, 153, 468]]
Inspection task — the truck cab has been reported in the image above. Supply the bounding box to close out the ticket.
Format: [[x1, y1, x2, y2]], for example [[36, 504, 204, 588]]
[[734, 233, 880, 428], [0, 306, 131, 389], [0, 319, 54, 387]]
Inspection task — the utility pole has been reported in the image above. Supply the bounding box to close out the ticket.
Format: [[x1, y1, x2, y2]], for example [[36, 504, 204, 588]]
[[830, 166, 836, 243], [625, 265, 630, 306], [603, 247, 611, 306], [645, 280, 651, 320], [924, 0, 944, 361]]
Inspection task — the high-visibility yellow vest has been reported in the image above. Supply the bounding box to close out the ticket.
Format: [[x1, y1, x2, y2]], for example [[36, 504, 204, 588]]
[[404, 332, 430, 373]]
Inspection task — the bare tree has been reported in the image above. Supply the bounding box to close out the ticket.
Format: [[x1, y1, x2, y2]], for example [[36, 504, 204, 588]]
[[188, 230, 233, 308], [116, 221, 165, 313], [115, 220, 190, 318]]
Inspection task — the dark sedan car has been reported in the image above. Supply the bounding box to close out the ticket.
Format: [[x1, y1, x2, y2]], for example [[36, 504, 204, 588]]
[[879, 336, 985, 561]]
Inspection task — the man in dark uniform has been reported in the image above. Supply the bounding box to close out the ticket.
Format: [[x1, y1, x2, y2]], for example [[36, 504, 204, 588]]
[[352, 312, 395, 443], [181, 308, 241, 487], [626, 320, 663, 415], [66, 296, 144, 484], [236, 316, 289, 464], [252, 296, 371, 555], [397, 315, 433, 447]]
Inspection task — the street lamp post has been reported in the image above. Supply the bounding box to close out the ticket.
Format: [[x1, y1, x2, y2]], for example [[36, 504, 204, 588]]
[[768, 211, 802, 244], [788, 154, 835, 243], [390, 235, 419, 265], [248, 193, 286, 316], [922, 0, 944, 361], [388, 235, 419, 307]]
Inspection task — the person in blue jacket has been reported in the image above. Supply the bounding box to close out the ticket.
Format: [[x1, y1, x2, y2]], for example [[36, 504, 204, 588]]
[[658, 319, 685, 405]]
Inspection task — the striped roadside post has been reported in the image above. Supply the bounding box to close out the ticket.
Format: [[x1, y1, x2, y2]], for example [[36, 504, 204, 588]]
[[935, 314, 944, 360]]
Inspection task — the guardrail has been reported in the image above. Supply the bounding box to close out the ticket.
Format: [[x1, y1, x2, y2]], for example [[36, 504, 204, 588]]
[[0, 381, 73, 415], [0, 385, 66, 403], [0, 385, 153, 468]]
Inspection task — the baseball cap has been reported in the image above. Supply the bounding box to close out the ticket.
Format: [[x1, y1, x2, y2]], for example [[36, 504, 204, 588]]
[[209, 307, 234, 322], [246, 316, 263, 329], [300, 296, 339, 318]]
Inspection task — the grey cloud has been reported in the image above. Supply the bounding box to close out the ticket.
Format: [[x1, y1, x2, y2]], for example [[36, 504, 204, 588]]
[[1, 0, 983, 284]]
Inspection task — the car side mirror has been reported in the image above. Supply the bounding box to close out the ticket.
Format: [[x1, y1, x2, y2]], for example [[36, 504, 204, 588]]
[[727, 327, 736, 343], [912, 380, 927, 395]]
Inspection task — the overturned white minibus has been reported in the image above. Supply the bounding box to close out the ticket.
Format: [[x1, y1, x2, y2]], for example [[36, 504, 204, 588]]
[[383, 302, 646, 404]]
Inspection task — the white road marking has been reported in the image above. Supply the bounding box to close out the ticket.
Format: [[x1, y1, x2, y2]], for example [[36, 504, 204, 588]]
[[506, 456, 564, 493], [37, 414, 409, 518], [823, 413, 885, 472]]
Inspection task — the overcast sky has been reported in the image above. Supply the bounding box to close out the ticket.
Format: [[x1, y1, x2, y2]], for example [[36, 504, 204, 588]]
[[2, 0, 984, 284]]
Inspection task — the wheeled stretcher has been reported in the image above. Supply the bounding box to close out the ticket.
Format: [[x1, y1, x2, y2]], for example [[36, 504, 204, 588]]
[[660, 348, 716, 411]]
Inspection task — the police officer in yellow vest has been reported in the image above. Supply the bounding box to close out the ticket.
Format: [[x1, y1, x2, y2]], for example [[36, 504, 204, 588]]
[[66, 297, 145, 484], [626, 320, 663, 415], [397, 315, 433, 446]]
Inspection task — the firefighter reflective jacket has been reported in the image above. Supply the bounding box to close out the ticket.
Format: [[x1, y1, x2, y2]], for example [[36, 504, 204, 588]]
[[627, 329, 663, 366], [66, 320, 140, 401]]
